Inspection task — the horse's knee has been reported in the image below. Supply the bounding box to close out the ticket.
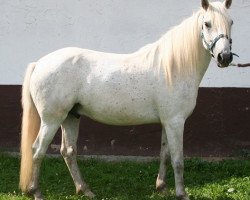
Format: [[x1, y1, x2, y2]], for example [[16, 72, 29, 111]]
[[172, 160, 184, 172], [60, 146, 75, 158]]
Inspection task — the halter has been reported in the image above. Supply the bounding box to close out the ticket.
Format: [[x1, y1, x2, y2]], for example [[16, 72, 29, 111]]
[[201, 31, 232, 57], [200, 17, 239, 62], [200, 16, 233, 57]]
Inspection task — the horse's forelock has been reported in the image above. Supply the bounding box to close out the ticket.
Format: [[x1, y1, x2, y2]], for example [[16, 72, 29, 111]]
[[205, 2, 231, 34]]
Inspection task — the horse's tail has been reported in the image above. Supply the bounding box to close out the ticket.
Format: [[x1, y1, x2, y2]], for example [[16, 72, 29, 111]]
[[19, 62, 40, 192]]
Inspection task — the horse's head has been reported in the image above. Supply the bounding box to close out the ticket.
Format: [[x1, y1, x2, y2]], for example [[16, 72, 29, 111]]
[[201, 0, 234, 68]]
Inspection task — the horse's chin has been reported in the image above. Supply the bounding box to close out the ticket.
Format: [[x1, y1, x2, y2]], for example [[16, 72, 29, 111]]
[[217, 62, 229, 68]]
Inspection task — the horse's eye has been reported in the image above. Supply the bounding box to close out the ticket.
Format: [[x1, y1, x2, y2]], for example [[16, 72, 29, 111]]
[[204, 22, 211, 29], [231, 20, 234, 25]]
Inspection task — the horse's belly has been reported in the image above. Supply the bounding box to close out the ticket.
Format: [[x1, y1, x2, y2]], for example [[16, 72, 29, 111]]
[[78, 99, 160, 126], [76, 62, 160, 125]]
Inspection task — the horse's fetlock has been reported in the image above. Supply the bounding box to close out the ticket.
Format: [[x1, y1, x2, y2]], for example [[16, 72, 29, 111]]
[[28, 184, 38, 195], [156, 180, 167, 192], [28, 183, 43, 200]]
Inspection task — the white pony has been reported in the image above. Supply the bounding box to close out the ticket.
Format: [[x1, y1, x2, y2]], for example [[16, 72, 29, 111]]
[[20, 1, 234, 199]]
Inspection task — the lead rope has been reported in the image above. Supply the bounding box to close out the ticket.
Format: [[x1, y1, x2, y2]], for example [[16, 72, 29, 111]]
[[230, 63, 250, 67]]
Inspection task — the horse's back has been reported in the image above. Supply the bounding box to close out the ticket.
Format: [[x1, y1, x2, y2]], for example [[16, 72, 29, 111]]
[[30, 47, 129, 92]]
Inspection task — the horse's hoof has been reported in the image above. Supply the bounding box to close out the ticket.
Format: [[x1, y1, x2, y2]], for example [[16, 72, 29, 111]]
[[76, 187, 95, 199], [156, 178, 167, 193], [33, 192, 43, 200], [176, 195, 190, 200], [84, 190, 95, 199], [34, 197, 44, 200], [27, 186, 43, 200], [156, 184, 168, 193], [34, 192, 43, 200]]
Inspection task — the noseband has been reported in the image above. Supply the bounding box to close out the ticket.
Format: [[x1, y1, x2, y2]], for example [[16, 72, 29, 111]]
[[200, 22, 239, 61], [201, 31, 232, 57]]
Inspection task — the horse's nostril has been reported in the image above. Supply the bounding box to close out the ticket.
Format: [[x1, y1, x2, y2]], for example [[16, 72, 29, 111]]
[[217, 53, 223, 63], [229, 53, 233, 62]]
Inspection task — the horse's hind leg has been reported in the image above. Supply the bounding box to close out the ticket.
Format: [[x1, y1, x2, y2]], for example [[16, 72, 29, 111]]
[[156, 128, 170, 192], [60, 114, 95, 199], [29, 120, 62, 200]]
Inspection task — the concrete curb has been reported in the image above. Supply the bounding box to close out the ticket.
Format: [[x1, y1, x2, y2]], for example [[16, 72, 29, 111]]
[[4, 152, 248, 162], [5, 151, 159, 162]]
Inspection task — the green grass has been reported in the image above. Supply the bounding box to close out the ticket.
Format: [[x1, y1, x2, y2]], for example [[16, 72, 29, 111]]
[[0, 153, 249, 200]]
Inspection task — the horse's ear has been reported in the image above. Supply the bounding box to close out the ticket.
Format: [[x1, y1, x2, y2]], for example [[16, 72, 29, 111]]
[[201, 0, 209, 11], [224, 0, 232, 9]]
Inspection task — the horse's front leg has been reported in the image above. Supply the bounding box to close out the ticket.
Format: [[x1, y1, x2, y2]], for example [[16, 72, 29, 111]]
[[156, 128, 170, 192], [163, 117, 189, 200]]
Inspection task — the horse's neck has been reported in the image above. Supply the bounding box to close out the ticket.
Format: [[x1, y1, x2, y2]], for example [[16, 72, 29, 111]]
[[195, 46, 211, 84], [128, 12, 212, 86]]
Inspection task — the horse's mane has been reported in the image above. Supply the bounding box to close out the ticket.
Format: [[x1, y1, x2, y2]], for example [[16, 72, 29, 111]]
[[135, 2, 231, 84], [160, 11, 202, 82]]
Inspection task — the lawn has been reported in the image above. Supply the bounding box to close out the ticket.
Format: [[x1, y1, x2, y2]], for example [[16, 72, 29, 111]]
[[0, 153, 249, 200]]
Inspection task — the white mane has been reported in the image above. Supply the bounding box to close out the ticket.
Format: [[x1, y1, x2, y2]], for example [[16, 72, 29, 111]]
[[134, 2, 231, 84]]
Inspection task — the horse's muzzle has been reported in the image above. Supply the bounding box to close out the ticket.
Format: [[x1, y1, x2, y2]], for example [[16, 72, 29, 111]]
[[217, 51, 233, 68]]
